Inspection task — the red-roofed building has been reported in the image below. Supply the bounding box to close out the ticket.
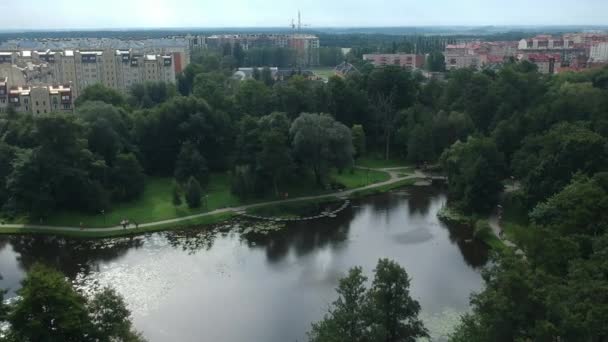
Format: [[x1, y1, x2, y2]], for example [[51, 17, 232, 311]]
[[518, 53, 562, 74]]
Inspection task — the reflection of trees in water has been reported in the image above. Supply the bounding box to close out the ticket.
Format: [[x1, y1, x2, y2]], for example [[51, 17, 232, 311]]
[[407, 187, 435, 216], [244, 209, 355, 264], [366, 193, 403, 215], [164, 228, 218, 255], [442, 223, 489, 268], [7, 236, 144, 278], [364, 186, 444, 217]]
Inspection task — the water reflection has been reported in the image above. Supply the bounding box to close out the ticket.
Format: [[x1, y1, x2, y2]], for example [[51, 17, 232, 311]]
[[0, 186, 488, 342]]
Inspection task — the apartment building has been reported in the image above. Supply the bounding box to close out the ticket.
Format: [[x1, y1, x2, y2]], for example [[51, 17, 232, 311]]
[[0, 77, 74, 114], [518, 35, 574, 50], [590, 42, 608, 62], [0, 49, 177, 100], [444, 43, 483, 70], [362, 53, 425, 69], [519, 53, 561, 74]]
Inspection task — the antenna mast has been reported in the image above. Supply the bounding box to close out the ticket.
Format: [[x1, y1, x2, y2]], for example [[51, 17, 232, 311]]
[[298, 10, 301, 31]]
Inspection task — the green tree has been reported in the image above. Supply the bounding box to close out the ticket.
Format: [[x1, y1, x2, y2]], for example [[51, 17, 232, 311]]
[[530, 173, 608, 237], [78, 101, 132, 166], [407, 124, 435, 164], [257, 130, 292, 197], [8, 264, 94, 342], [88, 288, 146, 342], [133, 96, 231, 174], [177, 63, 205, 95], [308, 259, 427, 342], [5, 114, 109, 215], [185, 176, 202, 209], [172, 183, 183, 206], [261, 66, 274, 86], [75, 84, 126, 107], [327, 76, 369, 127], [440, 136, 505, 213], [367, 259, 428, 342], [110, 153, 145, 201], [308, 267, 370, 342], [512, 123, 607, 204], [425, 51, 445, 72], [290, 113, 354, 186], [174, 141, 209, 186], [351, 124, 366, 159], [6, 265, 145, 342], [0, 289, 7, 322], [235, 80, 273, 117]]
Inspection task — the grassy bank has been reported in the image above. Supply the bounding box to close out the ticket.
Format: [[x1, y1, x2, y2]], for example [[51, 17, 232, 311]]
[[0, 212, 236, 238], [331, 168, 391, 188], [11, 168, 391, 229], [44, 174, 241, 228], [437, 206, 506, 251]]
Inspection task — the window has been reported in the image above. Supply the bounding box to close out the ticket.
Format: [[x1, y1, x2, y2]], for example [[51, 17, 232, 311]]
[[24, 98, 29, 104]]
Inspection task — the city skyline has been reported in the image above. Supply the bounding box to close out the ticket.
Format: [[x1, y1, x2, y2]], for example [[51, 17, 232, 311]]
[[2, 0, 608, 30]]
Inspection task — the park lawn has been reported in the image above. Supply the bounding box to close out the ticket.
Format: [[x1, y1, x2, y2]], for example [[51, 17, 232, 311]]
[[38, 168, 392, 228], [356, 154, 409, 169], [44, 173, 242, 228], [311, 67, 336, 80], [331, 168, 390, 189]]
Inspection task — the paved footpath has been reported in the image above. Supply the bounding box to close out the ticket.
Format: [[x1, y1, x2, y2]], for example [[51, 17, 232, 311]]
[[0, 168, 426, 234]]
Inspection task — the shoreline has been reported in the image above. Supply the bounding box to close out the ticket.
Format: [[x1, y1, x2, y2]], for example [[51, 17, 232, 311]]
[[0, 169, 423, 238]]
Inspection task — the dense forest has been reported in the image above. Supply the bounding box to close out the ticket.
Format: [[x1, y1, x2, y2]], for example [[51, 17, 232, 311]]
[[1, 44, 608, 339]]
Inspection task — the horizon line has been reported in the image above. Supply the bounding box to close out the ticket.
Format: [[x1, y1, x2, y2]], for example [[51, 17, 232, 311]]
[[1, 24, 608, 33]]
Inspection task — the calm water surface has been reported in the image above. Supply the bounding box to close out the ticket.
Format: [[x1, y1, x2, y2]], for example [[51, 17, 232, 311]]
[[0, 186, 488, 341]]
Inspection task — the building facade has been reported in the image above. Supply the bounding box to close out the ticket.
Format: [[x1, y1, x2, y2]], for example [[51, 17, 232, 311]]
[[0, 49, 180, 100], [0, 77, 74, 114], [444, 43, 483, 70], [519, 53, 562, 74], [591, 42, 608, 62], [362, 54, 425, 69]]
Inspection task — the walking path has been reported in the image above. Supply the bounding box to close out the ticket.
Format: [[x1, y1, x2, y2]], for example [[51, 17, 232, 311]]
[[0, 167, 426, 234]]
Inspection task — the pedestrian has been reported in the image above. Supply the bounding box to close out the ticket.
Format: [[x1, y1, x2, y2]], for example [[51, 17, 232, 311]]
[[80, 222, 83, 231], [135, 221, 139, 229]]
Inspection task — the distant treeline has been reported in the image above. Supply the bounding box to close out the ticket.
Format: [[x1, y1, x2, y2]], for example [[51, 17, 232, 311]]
[[0, 27, 596, 46]]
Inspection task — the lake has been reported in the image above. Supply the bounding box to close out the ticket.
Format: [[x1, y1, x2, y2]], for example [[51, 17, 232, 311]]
[[0, 186, 488, 341]]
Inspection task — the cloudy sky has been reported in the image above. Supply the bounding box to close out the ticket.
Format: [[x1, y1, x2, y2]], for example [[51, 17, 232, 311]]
[[2, 0, 607, 30]]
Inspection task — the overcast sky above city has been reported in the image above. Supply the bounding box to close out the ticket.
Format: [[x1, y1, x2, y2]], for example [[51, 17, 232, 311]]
[[2, 0, 608, 30]]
